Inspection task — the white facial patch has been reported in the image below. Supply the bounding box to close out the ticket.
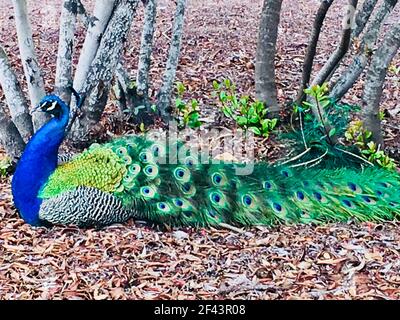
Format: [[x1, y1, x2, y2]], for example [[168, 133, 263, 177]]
[[47, 101, 58, 111]]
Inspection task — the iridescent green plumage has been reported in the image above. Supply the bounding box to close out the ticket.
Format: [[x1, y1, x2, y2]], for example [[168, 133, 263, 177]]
[[37, 134, 400, 228]]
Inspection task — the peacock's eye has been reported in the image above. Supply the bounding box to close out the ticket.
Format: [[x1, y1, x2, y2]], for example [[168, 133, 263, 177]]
[[242, 195, 252, 206], [182, 183, 191, 192], [263, 181, 272, 190], [183, 211, 193, 218], [296, 191, 305, 201], [362, 196, 371, 203], [42, 100, 58, 111], [273, 203, 282, 212], [174, 199, 184, 207], [313, 192, 322, 201], [348, 182, 357, 192], [342, 199, 352, 208], [212, 193, 221, 203], [212, 173, 223, 185]]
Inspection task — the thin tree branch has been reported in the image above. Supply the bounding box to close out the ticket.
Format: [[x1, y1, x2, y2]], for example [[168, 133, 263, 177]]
[[0, 45, 33, 141], [55, 0, 78, 105], [296, 0, 335, 105], [157, 0, 187, 121], [352, 0, 378, 38], [330, 0, 398, 100], [73, 0, 117, 93], [362, 22, 400, 146], [12, 0, 49, 130], [136, 0, 157, 104], [70, 0, 140, 144], [311, 0, 359, 86], [0, 102, 26, 162]]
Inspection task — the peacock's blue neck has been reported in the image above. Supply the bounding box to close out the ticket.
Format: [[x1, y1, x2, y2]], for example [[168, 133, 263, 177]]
[[11, 100, 69, 226]]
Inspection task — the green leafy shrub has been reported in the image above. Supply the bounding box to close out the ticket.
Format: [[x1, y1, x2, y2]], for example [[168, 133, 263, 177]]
[[345, 120, 396, 170], [174, 82, 202, 129], [0, 157, 12, 177], [213, 79, 278, 138]]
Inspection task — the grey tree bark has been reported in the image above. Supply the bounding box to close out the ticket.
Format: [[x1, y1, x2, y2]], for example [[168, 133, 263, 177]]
[[330, 0, 398, 100], [12, 0, 49, 130], [55, 0, 78, 105], [352, 0, 378, 38], [361, 22, 400, 146], [157, 0, 187, 121], [70, 0, 140, 144], [0, 102, 26, 162], [311, 0, 359, 86], [73, 0, 116, 93], [136, 0, 157, 105], [255, 0, 283, 115], [0, 46, 33, 142], [297, 0, 334, 105]]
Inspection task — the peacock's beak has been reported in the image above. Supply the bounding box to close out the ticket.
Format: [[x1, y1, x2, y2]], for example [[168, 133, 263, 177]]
[[31, 104, 44, 114]]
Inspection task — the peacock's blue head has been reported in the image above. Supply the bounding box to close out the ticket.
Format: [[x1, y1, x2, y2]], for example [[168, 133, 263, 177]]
[[33, 95, 69, 119]]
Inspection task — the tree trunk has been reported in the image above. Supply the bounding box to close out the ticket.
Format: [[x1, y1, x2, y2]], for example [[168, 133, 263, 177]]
[[330, 0, 398, 100], [157, 0, 187, 121], [296, 0, 334, 105], [311, 0, 359, 86], [136, 0, 157, 106], [55, 0, 78, 105], [12, 0, 49, 130], [69, 0, 139, 144], [352, 0, 378, 38], [73, 0, 116, 92], [361, 22, 400, 146], [0, 46, 33, 142], [255, 0, 283, 115], [0, 102, 26, 162]]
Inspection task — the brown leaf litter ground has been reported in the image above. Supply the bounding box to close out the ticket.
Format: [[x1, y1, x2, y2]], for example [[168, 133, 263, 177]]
[[0, 0, 400, 299]]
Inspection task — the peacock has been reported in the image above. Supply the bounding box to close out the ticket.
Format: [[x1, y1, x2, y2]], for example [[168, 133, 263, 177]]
[[11, 93, 400, 228]]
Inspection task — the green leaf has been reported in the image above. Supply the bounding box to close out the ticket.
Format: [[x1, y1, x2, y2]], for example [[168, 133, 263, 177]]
[[219, 91, 227, 102], [365, 131, 372, 139], [222, 107, 233, 118], [328, 128, 336, 137], [191, 99, 199, 109], [248, 127, 261, 135], [236, 116, 248, 126], [212, 80, 220, 90], [270, 118, 278, 129], [249, 115, 260, 123], [240, 97, 249, 106], [176, 82, 186, 97], [248, 106, 256, 116]]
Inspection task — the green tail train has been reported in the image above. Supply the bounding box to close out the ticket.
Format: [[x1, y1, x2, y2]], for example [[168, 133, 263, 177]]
[[37, 135, 400, 227]]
